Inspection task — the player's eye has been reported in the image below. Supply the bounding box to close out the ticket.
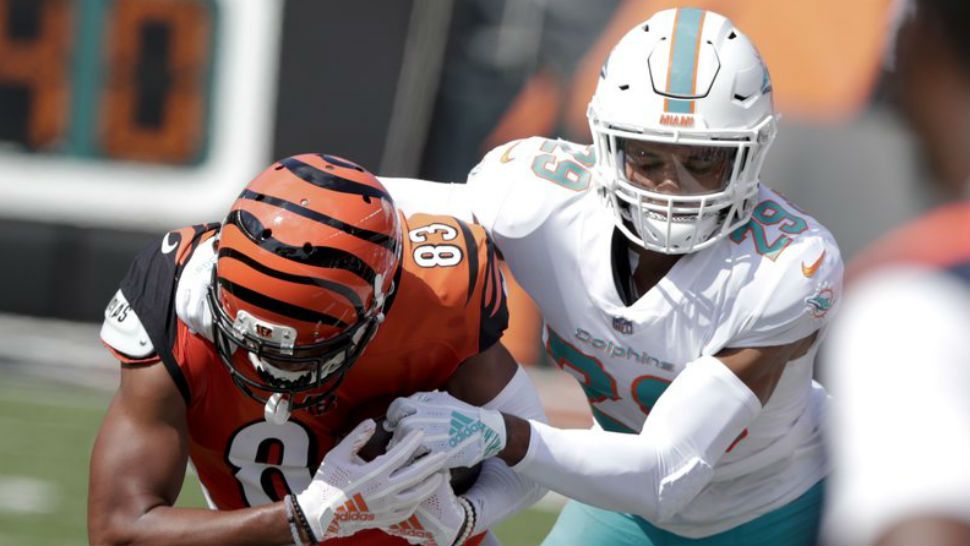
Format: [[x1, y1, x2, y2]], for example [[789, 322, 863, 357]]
[[685, 148, 725, 174], [260, 356, 306, 372], [624, 147, 662, 170]]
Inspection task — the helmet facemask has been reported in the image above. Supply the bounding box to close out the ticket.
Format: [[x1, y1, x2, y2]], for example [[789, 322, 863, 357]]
[[207, 266, 390, 417], [591, 118, 775, 254]]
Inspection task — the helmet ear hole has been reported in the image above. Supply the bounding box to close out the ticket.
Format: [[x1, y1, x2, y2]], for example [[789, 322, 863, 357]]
[[302, 242, 312, 253], [260, 228, 272, 240]]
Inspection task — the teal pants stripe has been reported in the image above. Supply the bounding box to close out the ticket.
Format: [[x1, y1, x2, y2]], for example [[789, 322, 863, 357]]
[[540, 480, 825, 546]]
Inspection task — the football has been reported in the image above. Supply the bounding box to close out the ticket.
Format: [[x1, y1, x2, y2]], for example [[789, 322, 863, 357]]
[[358, 418, 482, 495]]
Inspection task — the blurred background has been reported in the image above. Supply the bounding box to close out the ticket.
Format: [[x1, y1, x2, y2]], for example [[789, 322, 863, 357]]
[[0, 0, 936, 544]]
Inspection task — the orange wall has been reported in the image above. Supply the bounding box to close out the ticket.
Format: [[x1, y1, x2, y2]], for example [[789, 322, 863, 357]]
[[487, 0, 895, 151]]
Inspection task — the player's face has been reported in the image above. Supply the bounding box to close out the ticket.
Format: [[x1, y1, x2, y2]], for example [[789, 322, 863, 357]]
[[259, 354, 319, 374], [620, 139, 734, 196], [257, 345, 346, 375]]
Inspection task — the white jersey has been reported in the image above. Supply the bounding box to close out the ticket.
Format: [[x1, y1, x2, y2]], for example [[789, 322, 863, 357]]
[[823, 267, 970, 544], [382, 136, 843, 536]]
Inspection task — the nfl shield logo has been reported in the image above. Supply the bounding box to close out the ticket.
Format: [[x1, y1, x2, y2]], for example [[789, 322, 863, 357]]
[[612, 316, 634, 335]]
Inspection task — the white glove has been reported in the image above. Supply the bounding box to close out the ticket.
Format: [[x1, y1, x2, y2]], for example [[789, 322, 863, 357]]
[[296, 419, 448, 541], [386, 391, 507, 469], [174, 236, 216, 340], [383, 473, 471, 546]]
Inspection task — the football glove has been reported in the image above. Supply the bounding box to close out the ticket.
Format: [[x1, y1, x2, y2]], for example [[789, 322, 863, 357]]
[[383, 473, 472, 546], [387, 391, 507, 470], [295, 419, 448, 541]]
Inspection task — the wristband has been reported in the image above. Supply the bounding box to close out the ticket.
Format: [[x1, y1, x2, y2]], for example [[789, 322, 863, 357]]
[[283, 495, 306, 546], [288, 494, 318, 545], [453, 496, 477, 546]]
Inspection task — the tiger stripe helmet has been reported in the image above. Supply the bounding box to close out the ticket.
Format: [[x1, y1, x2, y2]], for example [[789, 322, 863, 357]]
[[208, 153, 402, 412]]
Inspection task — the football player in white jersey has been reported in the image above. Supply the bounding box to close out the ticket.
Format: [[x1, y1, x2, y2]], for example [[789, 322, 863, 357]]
[[380, 8, 843, 546], [823, 0, 970, 544]]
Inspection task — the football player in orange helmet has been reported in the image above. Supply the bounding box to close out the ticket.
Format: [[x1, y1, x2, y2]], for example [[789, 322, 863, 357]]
[[209, 154, 401, 422], [89, 154, 546, 546]]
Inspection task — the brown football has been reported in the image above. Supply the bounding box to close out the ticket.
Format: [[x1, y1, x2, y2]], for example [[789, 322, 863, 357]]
[[358, 417, 482, 495]]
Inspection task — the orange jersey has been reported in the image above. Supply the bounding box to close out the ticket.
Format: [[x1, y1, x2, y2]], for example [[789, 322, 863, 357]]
[[102, 214, 506, 546], [847, 201, 970, 284]]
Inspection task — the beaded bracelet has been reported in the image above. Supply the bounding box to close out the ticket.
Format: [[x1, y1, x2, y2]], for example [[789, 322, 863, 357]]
[[283, 495, 306, 546], [287, 494, 318, 546], [453, 496, 478, 546]]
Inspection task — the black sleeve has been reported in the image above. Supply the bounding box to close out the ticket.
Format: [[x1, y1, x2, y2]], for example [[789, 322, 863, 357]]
[[478, 237, 510, 353], [117, 223, 219, 403]]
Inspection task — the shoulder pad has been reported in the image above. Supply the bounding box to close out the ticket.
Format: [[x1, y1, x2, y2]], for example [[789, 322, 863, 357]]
[[469, 137, 593, 239], [403, 213, 483, 296], [165, 224, 220, 267], [725, 193, 844, 346], [737, 240, 843, 347], [106, 224, 217, 361], [847, 202, 970, 283], [100, 289, 155, 358], [399, 213, 508, 353]]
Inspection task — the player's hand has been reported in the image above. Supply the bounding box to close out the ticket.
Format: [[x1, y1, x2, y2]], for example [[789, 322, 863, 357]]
[[383, 474, 472, 546], [295, 419, 449, 541], [386, 390, 507, 469]]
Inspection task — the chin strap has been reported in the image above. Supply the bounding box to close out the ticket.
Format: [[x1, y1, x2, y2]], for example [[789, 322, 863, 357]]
[[264, 393, 292, 424]]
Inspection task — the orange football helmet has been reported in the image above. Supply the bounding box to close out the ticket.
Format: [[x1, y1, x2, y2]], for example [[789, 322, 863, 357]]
[[207, 153, 402, 415]]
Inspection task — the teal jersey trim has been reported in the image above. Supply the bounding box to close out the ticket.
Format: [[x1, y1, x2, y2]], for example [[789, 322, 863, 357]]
[[541, 480, 826, 546]]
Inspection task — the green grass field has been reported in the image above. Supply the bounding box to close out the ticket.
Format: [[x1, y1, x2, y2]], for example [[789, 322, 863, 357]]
[[0, 373, 558, 546]]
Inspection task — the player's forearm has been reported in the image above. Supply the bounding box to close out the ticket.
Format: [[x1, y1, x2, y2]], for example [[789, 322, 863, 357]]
[[505, 420, 678, 517], [500, 356, 760, 522], [379, 176, 473, 220], [90, 502, 292, 546], [498, 412, 531, 465], [463, 457, 546, 534], [462, 366, 548, 531]]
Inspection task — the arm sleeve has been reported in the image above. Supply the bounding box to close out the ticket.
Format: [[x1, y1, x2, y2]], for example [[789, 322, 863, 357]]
[[823, 268, 970, 544], [512, 356, 761, 523], [379, 178, 475, 222], [474, 235, 509, 353], [381, 139, 532, 240], [462, 366, 549, 533], [101, 224, 218, 403]]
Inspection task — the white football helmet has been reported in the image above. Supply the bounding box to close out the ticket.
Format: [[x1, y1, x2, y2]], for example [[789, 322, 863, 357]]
[[588, 8, 777, 254]]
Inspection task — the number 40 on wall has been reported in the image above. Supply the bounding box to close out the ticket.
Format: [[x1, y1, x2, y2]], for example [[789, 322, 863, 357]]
[[0, 0, 217, 165]]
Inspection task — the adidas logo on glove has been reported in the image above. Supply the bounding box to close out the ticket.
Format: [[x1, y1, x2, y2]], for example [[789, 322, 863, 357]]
[[449, 411, 502, 454], [326, 493, 375, 534]]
